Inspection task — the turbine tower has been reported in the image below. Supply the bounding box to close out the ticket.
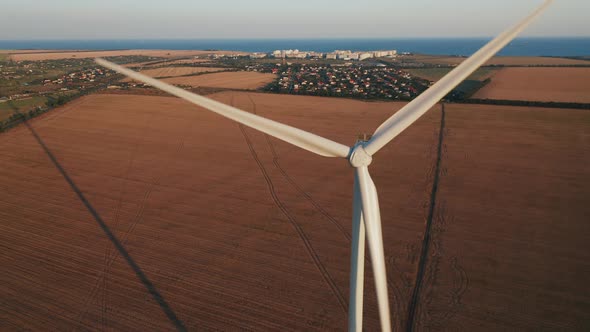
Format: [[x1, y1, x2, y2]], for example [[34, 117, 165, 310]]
[[95, 1, 553, 330]]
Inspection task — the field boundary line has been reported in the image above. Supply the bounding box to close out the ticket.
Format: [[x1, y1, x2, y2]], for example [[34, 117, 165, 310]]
[[406, 103, 446, 332]]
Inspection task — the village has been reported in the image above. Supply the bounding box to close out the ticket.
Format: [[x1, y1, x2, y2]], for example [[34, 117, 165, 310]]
[[0, 56, 156, 115], [252, 62, 431, 100], [1, 50, 436, 112]]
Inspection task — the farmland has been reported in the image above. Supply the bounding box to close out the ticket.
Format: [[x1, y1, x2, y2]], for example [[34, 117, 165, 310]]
[[481, 56, 590, 66], [158, 59, 216, 66], [406, 67, 498, 82], [7, 50, 248, 61], [122, 67, 227, 81], [1, 91, 589, 330], [425, 104, 590, 330], [162, 71, 277, 89], [394, 54, 590, 66], [472, 67, 590, 103], [1, 93, 430, 331], [0, 96, 47, 121]]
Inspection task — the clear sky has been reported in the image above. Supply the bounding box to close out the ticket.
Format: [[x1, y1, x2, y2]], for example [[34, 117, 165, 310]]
[[1, 0, 588, 39]]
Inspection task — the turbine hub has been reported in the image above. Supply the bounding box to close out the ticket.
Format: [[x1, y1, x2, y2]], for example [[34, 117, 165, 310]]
[[349, 142, 373, 168]]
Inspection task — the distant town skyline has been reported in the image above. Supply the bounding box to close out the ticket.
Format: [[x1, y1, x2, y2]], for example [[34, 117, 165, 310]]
[[1, 0, 588, 40]]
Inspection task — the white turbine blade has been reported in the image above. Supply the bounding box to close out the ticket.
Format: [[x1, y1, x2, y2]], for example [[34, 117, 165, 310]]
[[365, 0, 553, 156], [95, 58, 351, 158], [356, 166, 391, 332], [349, 173, 366, 332]]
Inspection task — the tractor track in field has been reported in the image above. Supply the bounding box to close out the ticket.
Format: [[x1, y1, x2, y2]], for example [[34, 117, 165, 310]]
[[435, 255, 468, 326], [232, 94, 348, 313], [245, 94, 351, 240], [76, 111, 192, 330], [18, 112, 186, 331], [413, 130, 469, 331], [75, 111, 157, 328], [243, 93, 408, 328]]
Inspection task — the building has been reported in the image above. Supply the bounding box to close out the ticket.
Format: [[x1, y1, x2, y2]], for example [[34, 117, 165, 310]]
[[250, 53, 267, 59], [359, 53, 373, 61]]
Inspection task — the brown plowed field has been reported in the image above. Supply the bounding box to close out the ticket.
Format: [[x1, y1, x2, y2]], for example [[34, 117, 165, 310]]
[[123, 59, 214, 69], [121, 67, 227, 82], [406, 67, 498, 83], [402, 55, 590, 66], [0, 93, 440, 331], [422, 104, 590, 331], [1, 92, 589, 331], [123, 60, 216, 69], [164, 59, 215, 65], [0, 49, 72, 54], [472, 67, 590, 103], [162, 71, 277, 89], [8, 50, 248, 61]]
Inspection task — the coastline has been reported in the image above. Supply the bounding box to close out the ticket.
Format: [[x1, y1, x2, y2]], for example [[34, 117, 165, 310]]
[[1, 37, 589, 57]]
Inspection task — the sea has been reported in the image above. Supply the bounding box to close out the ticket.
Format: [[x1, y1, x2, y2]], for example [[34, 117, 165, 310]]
[[0, 38, 588, 57]]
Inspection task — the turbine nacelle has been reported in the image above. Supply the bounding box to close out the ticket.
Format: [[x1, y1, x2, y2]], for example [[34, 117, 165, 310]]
[[349, 143, 373, 168]]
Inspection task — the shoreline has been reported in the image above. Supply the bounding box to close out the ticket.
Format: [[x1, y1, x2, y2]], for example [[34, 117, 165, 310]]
[[1, 37, 589, 57]]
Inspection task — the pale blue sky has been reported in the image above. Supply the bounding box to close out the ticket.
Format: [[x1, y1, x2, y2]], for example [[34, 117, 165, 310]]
[[1, 0, 588, 39]]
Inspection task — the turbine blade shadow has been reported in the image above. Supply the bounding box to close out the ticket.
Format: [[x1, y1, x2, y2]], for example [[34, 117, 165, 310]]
[[7, 104, 187, 332]]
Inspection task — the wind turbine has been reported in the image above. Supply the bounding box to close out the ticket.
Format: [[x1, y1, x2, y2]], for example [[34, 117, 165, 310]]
[[95, 1, 552, 330]]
